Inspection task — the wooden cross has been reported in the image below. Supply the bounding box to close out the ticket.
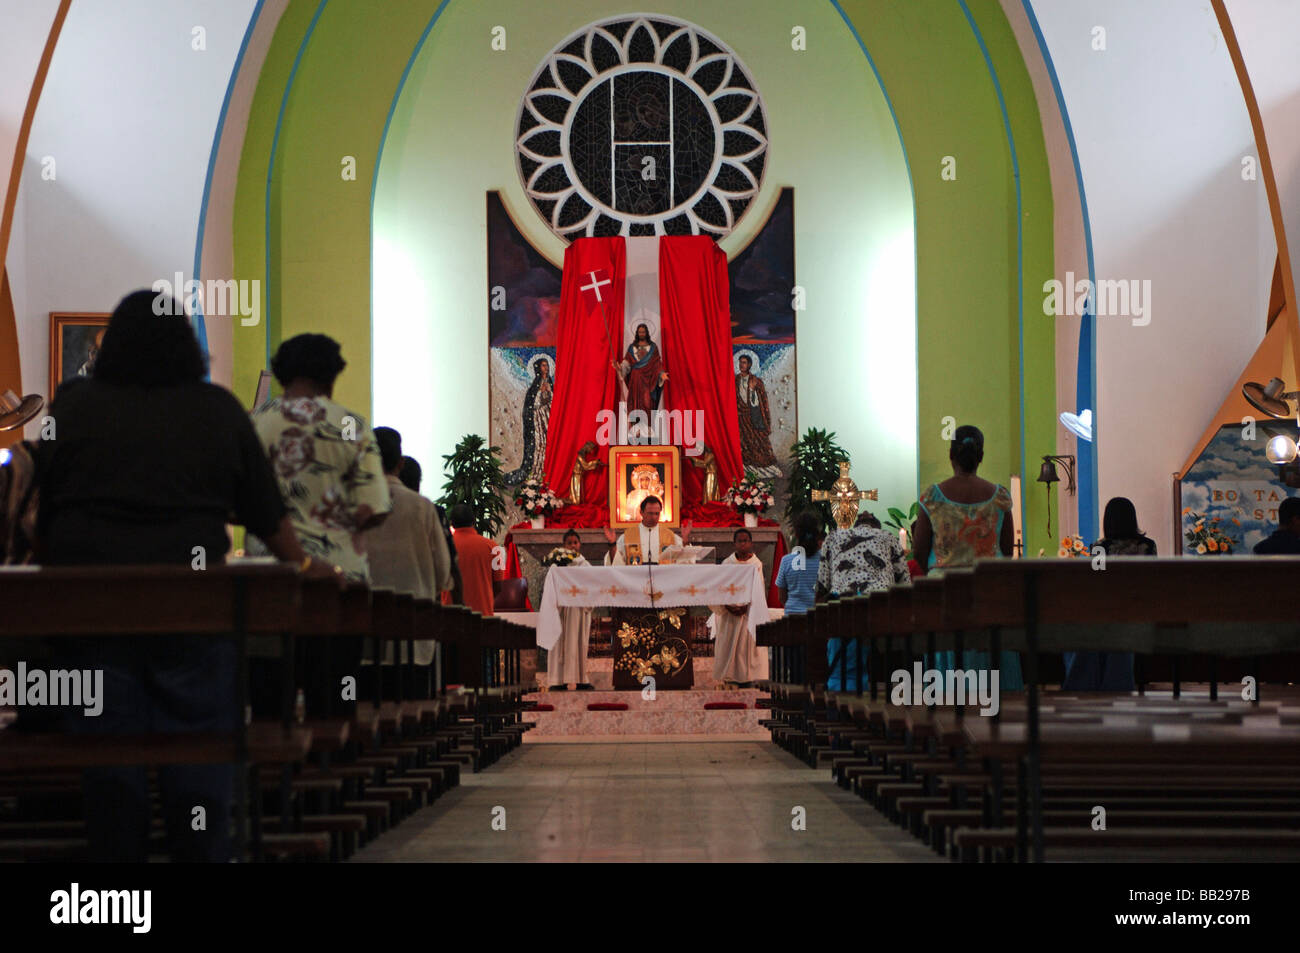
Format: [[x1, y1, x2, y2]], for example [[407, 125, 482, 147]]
[[811, 460, 879, 529]]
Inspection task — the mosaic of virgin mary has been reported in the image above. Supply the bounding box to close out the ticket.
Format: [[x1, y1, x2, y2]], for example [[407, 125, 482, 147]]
[[505, 355, 553, 485]]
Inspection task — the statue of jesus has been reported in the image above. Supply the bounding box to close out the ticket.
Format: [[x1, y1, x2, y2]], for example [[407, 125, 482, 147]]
[[612, 323, 667, 418]]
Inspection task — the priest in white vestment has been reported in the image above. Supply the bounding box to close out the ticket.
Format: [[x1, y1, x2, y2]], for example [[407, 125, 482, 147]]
[[709, 527, 767, 686], [602, 495, 689, 564], [547, 529, 594, 690]]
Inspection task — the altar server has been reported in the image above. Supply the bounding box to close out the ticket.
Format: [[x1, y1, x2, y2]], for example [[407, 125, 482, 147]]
[[547, 529, 594, 690], [710, 527, 766, 687]]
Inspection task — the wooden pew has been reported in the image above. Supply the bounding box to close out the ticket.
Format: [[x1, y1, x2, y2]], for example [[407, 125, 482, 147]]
[[0, 564, 305, 860], [759, 557, 1300, 862], [1, 565, 537, 862]]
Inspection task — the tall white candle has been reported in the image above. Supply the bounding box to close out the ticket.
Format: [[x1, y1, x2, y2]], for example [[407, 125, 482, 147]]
[[1009, 475, 1024, 558]]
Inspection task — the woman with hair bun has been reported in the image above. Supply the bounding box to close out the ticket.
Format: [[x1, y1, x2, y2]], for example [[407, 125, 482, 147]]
[[912, 425, 1022, 688]]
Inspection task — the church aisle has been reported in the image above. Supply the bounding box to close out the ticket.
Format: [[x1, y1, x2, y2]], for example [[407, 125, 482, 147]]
[[352, 742, 940, 863]]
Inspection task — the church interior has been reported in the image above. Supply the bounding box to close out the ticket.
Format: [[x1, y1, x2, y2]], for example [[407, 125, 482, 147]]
[[2, 0, 1299, 896]]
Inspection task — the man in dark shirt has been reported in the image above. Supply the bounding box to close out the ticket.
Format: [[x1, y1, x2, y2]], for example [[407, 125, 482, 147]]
[[1253, 497, 1300, 554]]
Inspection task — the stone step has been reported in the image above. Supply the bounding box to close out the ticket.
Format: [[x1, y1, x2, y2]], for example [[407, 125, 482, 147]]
[[521, 704, 768, 739], [541, 654, 768, 691], [525, 689, 765, 711]]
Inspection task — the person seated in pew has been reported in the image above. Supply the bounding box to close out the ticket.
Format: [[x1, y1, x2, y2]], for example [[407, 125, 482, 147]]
[[709, 527, 766, 688], [364, 427, 453, 698], [248, 333, 392, 719], [547, 528, 594, 691], [912, 424, 1023, 689], [35, 289, 331, 864], [816, 511, 910, 691], [1063, 496, 1153, 691], [1253, 496, 1300, 554]]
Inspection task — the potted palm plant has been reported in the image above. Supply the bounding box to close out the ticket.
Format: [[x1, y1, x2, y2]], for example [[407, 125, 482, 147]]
[[882, 502, 919, 554], [437, 434, 507, 537], [785, 427, 848, 532]]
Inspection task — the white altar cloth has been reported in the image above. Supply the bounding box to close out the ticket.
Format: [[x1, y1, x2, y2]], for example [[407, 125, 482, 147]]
[[536, 564, 770, 651]]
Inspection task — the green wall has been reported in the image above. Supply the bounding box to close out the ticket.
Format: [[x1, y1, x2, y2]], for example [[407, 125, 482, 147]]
[[846, 0, 1055, 555]]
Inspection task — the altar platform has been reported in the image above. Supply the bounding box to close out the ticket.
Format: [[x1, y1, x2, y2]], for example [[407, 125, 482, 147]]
[[522, 687, 768, 743]]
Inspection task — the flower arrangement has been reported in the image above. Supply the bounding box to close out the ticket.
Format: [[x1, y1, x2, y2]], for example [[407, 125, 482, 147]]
[[1057, 534, 1088, 558], [725, 476, 776, 515], [541, 546, 581, 567], [514, 478, 563, 519], [1183, 508, 1235, 555]]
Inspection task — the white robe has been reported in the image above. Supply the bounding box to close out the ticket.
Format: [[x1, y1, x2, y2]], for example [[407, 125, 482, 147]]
[[709, 553, 767, 683], [546, 554, 592, 685]]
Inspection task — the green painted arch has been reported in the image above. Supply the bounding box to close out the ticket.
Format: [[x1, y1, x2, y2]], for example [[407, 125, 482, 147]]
[[233, 0, 448, 414], [229, 0, 1055, 552], [843, 0, 1055, 555], [231, 0, 318, 410]]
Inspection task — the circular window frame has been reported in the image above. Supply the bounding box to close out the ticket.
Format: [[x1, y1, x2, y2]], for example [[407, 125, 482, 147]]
[[514, 15, 768, 240]]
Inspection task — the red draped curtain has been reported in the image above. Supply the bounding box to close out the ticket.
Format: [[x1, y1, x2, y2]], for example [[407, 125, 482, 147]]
[[542, 237, 625, 506], [659, 236, 744, 503]]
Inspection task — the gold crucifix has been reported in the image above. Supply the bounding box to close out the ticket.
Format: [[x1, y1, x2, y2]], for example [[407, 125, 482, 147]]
[[811, 460, 878, 529]]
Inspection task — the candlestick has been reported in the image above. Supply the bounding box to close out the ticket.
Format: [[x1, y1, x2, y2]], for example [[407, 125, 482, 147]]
[[1009, 475, 1024, 559]]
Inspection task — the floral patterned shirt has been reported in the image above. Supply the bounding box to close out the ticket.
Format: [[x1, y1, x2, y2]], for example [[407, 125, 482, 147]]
[[918, 483, 1012, 569], [251, 395, 391, 581]]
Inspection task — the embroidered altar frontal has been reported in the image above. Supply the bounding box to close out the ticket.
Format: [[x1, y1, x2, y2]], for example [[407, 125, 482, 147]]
[[611, 607, 694, 690], [535, 564, 769, 651]]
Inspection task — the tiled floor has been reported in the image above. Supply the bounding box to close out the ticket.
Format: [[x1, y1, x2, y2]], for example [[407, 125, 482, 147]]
[[352, 742, 941, 863]]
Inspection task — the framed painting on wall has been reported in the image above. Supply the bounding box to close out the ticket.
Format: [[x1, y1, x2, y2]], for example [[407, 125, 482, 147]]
[[608, 445, 681, 529], [49, 312, 110, 399]]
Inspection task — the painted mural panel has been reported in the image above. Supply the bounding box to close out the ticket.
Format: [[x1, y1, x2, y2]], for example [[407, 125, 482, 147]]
[[488, 188, 797, 488], [1179, 425, 1299, 553]]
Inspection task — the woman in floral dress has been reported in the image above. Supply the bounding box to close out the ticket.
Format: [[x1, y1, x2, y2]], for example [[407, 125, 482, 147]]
[[912, 425, 1023, 689]]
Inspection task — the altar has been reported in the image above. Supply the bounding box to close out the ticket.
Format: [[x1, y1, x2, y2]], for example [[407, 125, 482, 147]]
[[508, 525, 782, 574], [536, 563, 769, 691]]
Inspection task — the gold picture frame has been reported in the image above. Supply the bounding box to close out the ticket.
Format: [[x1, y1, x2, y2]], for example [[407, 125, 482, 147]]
[[49, 312, 111, 399], [608, 445, 682, 529]]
